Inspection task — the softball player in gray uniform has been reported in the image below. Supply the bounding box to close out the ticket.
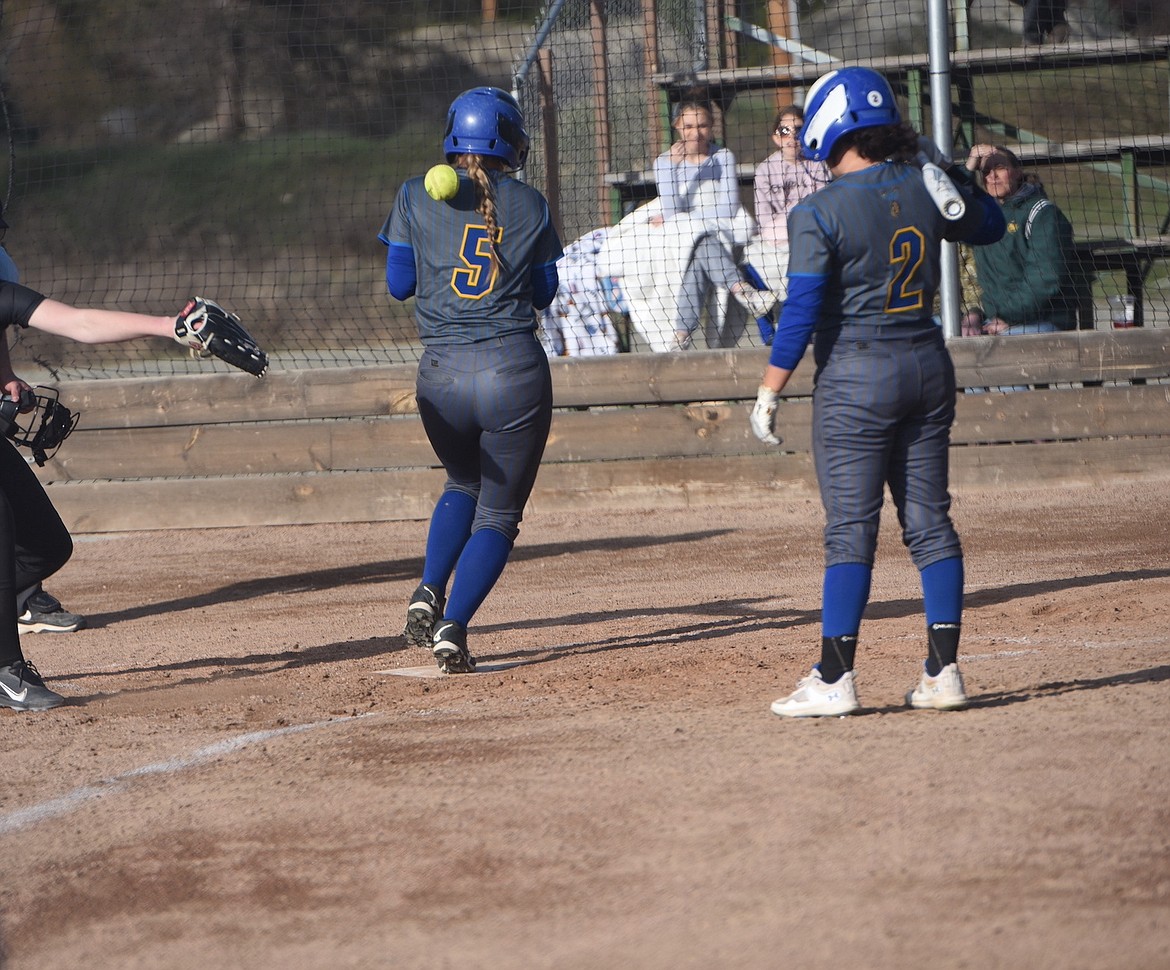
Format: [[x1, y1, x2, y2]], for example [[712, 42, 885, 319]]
[[379, 87, 562, 674], [749, 67, 1006, 716]]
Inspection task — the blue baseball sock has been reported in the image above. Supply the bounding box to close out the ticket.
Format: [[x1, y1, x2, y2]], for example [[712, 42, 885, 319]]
[[741, 262, 768, 291], [921, 555, 964, 627], [421, 490, 477, 590], [921, 556, 964, 675], [444, 527, 514, 627], [756, 314, 775, 345], [822, 562, 872, 638], [740, 262, 777, 344]]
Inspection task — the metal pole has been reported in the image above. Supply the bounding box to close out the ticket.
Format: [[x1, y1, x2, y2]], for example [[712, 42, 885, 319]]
[[928, 0, 960, 339], [591, 0, 612, 228], [511, 0, 571, 186], [766, 0, 793, 108], [643, 0, 663, 161], [513, 0, 572, 105], [538, 49, 562, 239]]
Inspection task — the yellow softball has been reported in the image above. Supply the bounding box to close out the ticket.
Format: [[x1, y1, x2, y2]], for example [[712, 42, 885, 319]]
[[424, 164, 460, 201]]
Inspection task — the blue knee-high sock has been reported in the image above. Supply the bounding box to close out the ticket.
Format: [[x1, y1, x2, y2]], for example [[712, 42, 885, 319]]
[[756, 314, 775, 345], [921, 556, 964, 627], [444, 527, 514, 627], [822, 562, 872, 638], [421, 490, 477, 590], [921, 556, 964, 675]]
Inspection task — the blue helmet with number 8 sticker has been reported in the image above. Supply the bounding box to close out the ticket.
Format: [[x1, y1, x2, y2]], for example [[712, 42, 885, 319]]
[[443, 87, 530, 171], [800, 67, 901, 162]]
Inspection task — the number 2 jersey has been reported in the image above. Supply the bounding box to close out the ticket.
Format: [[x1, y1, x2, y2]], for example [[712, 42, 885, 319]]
[[788, 161, 998, 330], [379, 171, 563, 345], [766, 159, 1003, 369]]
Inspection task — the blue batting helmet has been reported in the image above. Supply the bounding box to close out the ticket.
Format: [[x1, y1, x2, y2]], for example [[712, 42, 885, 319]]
[[800, 67, 901, 162], [443, 87, 530, 170]]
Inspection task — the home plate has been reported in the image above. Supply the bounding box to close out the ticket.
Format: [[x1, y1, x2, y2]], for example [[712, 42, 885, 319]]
[[377, 661, 528, 679]]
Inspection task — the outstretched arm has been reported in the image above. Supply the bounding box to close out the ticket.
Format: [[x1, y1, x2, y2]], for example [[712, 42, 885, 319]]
[[26, 295, 268, 376], [26, 298, 173, 344]]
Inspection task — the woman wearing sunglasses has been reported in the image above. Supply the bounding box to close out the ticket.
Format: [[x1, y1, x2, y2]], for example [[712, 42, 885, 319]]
[[744, 106, 830, 343]]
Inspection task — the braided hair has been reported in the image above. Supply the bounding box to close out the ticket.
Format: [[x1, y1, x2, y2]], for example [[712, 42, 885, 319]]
[[455, 152, 508, 276]]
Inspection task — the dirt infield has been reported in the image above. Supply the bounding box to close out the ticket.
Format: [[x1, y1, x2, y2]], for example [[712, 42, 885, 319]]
[[2, 481, 1169, 970]]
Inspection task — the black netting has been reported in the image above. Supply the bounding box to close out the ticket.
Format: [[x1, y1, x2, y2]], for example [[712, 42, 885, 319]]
[[1, 0, 1166, 372]]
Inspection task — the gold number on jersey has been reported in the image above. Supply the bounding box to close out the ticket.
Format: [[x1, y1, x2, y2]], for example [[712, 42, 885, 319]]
[[452, 224, 502, 299], [886, 226, 926, 313]]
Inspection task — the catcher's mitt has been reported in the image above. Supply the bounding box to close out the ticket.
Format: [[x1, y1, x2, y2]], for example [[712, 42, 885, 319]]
[[174, 297, 268, 377]]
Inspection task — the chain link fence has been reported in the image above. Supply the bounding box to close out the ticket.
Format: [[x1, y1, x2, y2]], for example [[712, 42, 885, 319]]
[[1, 0, 1166, 375]]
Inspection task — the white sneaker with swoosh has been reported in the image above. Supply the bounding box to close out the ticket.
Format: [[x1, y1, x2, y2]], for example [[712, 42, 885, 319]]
[[0, 660, 66, 711]]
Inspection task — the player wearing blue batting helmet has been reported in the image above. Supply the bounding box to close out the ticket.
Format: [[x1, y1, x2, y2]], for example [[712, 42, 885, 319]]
[[799, 66, 901, 162], [752, 62, 1007, 720], [381, 81, 562, 676], [443, 86, 530, 170]]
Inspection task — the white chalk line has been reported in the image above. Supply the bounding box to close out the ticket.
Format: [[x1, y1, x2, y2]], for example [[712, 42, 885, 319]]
[[963, 648, 1041, 661], [963, 635, 1168, 662], [0, 713, 380, 837]]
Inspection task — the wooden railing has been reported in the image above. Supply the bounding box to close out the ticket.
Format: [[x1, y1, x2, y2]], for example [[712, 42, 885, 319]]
[[34, 329, 1170, 532]]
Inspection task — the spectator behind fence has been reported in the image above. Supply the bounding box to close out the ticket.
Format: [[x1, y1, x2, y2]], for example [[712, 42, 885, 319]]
[[743, 104, 830, 343], [964, 144, 1077, 334], [650, 99, 775, 348], [1003, 0, 1070, 43]]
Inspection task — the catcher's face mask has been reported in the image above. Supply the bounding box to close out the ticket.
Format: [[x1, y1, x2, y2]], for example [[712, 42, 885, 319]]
[[0, 386, 79, 466]]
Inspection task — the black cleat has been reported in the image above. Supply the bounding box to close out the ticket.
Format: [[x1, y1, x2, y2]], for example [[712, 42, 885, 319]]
[[403, 583, 444, 650], [19, 590, 86, 634], [0, 660, 66, 711], [432, 620, 476, 674]]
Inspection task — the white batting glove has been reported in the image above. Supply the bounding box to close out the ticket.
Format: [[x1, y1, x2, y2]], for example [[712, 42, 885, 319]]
[[750, 385, 783, 445]]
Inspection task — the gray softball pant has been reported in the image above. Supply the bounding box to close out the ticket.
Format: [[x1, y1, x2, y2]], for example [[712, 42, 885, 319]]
[[811, 326, 962, 570], [415, 331, 553, 542]]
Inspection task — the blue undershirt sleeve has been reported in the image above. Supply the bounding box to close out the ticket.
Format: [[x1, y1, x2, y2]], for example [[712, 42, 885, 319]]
[[531, 261, 559, 311], [768, 274, 827, 371], [963, 195, 1007, 246], [385, 242, 417, 300]]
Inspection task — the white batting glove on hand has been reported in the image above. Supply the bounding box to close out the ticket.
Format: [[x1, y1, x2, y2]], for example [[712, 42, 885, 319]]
[[750, 385, 783, 445]]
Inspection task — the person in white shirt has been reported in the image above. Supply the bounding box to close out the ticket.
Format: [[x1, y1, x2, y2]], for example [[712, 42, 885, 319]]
[[650, 100, 775, 348]]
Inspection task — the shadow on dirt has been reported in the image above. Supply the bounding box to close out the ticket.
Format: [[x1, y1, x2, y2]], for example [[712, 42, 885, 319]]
[[80, 530, 735, 628]]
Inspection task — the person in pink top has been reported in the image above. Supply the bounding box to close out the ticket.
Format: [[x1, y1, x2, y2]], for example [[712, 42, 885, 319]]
[[744, 105, 830, 342]]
